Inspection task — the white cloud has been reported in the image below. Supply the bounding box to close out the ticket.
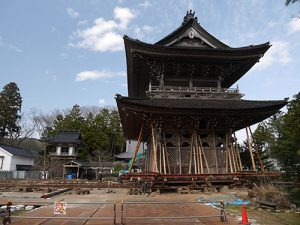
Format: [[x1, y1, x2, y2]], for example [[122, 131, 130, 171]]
[[287, 18, 300, 34], [70, 7, 135, 52], [254, 41, 291, 70], [0, 36, 2, 46], [75, 70, 125, 81], [67, 7, 79, 19], [133, 25, 154, 39], [114, 7, 135, 29], [139, 0, 152, 9], [78, 20, 88, 26], [120, 83, 128, 88], [9, 45, 23, 53], [183, 0, 194, 10], [51, 26, 57, 32], [99, 99, 106, 105]]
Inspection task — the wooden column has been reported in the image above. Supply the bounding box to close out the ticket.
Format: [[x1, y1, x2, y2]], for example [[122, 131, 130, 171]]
[[77, 166, 79, 179], [188, 134, 193, 174], [151, 122, 158, 172], [162, 143, 166, 174], [229, 132, 237, 173], [233, 133, 243, 171], [246, 126, 256, 171], [226, 131, 233, 173], [212, 131, 218, 174], [177, 131, 182, 174], [129, 122, 144, 173], [195, 132, 203, 174], [163, 132, 171, 174], [198, 134, 210, 173], [193, 132, 200, 174]]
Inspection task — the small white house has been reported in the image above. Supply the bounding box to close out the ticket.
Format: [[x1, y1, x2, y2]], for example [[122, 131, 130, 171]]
[[0, 144, 35, 171], [115, 140, 146, 160]]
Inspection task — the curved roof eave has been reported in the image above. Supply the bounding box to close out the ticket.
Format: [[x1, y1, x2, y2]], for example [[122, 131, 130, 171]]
[[124, 35, 270, 57]]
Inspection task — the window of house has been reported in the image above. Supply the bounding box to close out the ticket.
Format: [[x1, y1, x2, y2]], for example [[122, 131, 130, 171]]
[[0, 156, 3, 169], [61, 147, 69, 155]]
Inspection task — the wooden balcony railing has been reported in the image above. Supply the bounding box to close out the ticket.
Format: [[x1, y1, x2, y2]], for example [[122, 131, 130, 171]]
[[146, 85, 244, 100], [49, 152, 77, 157]]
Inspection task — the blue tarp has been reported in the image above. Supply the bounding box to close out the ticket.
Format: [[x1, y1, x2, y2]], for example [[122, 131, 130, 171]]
[[199, 198, 250, 206]]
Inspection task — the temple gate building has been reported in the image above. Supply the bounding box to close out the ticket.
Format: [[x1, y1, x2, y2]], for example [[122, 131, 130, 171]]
[[116, 11, 287, 178]]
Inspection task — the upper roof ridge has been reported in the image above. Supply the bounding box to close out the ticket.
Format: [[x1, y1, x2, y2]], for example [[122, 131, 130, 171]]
[[182, 10, 198, 25]]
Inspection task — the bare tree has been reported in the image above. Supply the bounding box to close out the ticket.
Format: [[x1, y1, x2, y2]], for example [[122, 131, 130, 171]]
[[88, 149, 112, 180]]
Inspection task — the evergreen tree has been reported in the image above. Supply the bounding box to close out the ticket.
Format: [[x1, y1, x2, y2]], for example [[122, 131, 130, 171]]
[[0, 82, 22, 142], [272, 93, 300, 181]]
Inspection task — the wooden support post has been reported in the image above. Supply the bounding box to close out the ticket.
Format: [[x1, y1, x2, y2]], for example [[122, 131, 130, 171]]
[[188, 133, 193, 174], [212, 131, 218, 174], [229, 132, 237, 173], [198, 134, 210, 173], [129, 122, 144, 173], [77, 166, 79, 179], [194, 132, 200, 174], [151, 122, 158, 172], [249, 127, 265, 172], [162, 144, 166, 174], [193, 144, 197, 174], [225, 134, 229, 173], [195, 132, 203, 174], [177, 131, 182, 174], [233, 133, 243, 171], [246, 126, 256, 171], [226, 131, 233, 173], [231, 144, 237, 173], [163, 132, 171, 174], [159, 138, 162, 173]]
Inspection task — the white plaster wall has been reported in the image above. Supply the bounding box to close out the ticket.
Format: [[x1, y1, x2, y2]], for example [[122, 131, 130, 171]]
[[9, 156, 34, 171], [0, 148, 12, 170], [126, 140, 147, 153], [56, 146, 61, 155], [69, 146, 74, 155]]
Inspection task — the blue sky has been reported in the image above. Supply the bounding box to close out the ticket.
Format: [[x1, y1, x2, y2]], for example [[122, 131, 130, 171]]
[[1, 0, 300, 116]]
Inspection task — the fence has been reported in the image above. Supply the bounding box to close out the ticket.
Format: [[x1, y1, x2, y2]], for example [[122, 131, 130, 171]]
[[0, 170, 43, 179]]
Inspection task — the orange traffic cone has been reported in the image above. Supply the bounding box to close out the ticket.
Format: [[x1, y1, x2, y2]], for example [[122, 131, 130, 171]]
[[239, 204, 251, 225]]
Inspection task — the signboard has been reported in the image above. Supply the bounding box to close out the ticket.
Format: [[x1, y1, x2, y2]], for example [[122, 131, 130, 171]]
[[54, 201, 67, 215]]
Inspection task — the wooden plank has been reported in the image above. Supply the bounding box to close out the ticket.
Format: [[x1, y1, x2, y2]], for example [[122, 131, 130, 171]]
[[226, 131, 233, 173], [229, 133, 237, 173], [198, 134, 210, 173], [177, 131, 182, 174], [195, 132, 203, 174], [249, 127, 265, 172], [129, 122, 144, 173], [188, 133, 193, 174], [194, 132, 200, 174], [233, 133, 243, 171], [162, 143, 166, 174], [212, 131, 218, 174], [151, 122, 158, 172], [163, 132, 171, 174], [246, 126, 256, 171]]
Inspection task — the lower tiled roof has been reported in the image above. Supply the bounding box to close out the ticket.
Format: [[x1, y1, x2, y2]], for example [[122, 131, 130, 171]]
[[117, 96, 287, 111]]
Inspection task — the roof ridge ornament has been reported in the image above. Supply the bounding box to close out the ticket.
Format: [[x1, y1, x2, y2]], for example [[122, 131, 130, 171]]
[[182, 10, 198, 25]]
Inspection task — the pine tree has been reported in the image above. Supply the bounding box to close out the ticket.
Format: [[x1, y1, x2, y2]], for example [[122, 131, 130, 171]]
[[0, 82, 22, 142]]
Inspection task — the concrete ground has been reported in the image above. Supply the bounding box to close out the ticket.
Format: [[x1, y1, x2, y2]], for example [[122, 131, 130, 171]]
[[1, 188, 242, 225]]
